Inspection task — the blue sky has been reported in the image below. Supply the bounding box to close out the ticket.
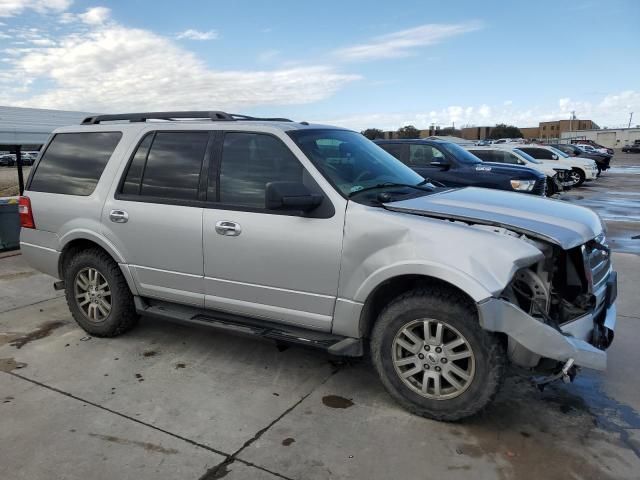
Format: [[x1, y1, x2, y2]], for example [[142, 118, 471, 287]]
[[0, 0, 638, 130]]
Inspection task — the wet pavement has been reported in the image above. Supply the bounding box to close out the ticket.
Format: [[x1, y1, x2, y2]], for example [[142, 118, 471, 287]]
[[0, 249, 639, 480], [561, 152, 640, 254]]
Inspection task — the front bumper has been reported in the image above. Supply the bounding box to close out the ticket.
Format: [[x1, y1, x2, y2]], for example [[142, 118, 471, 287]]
[[477, 273, 617, 371]]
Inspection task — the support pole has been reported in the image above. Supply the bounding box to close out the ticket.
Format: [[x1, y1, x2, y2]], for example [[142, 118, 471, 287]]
[[15, 145, 24, 196]]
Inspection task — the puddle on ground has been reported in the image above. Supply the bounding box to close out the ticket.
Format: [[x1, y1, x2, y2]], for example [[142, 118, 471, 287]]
[[8, 321, 65, 349], [282, 437, 295, 446], [322, 395, 354, 409], [454, 373, 640, 479], [0, 357, 27, 372]]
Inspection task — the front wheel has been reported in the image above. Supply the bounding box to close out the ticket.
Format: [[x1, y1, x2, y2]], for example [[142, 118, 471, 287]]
[[569, 168, 586, 187], [370, 288, 505, 421]]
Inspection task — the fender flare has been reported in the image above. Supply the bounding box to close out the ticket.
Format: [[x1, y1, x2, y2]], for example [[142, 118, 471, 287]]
[[58, 229, 126, 264]]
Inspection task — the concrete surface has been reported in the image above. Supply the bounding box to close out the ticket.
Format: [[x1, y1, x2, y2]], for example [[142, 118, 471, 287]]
[[1, 252, 639, 480], [0, 153, 639, 479]]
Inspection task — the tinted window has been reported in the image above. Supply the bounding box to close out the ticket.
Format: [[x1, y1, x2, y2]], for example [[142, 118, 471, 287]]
[[219, 132, 303, 208], [519, 147, 555, 160], [379, 143, 407, 162], [438, 142, 481, 165], [30, 132, 122, 195], [469, 150, 495, 162], [408, 144, 444, 166], [121, 133, 153, 195], [139, 131, 209, 200]]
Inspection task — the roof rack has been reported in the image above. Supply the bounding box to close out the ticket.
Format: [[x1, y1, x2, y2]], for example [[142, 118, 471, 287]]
[[81, 111, 293, 125]]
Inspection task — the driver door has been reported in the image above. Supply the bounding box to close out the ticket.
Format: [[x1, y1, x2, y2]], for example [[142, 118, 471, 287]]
[[201, 131, 344, 331]]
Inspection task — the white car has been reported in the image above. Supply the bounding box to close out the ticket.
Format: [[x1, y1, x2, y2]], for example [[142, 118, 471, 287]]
[[516, 145, 598, 187], [466, 145, 573, 195], [576, 143, 609, 155]]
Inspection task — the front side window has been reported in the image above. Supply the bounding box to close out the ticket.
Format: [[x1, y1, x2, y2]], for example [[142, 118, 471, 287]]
[[288, 129, 424, 198], [408, 145, 444, 166], [438, 142, 481, 165], [30, 132, 122, 195], [469, 150, 496, 162], [219, 132, 303, 208], [519, 147, 555, 160]]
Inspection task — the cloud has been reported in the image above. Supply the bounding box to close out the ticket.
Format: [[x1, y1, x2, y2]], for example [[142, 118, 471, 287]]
[[0, 0, 71, 17], [176, 29, 218, 40], [59, 6, 110, 25], [333, 21, 483, 61], [1, 23, 359, 111], [315, 91, 640, 131]]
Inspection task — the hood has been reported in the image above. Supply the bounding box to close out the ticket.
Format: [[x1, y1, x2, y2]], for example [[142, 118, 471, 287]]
[[384, 187, 603, 250], [473, 162, 544, 179]]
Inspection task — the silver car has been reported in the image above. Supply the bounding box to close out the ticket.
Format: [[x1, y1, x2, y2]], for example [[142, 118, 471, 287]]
[[19, 111, 617, 421]]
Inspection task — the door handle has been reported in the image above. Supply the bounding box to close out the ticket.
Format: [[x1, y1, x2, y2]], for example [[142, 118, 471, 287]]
[[215, 220, 241, 236], [109, 209, 129, 223]]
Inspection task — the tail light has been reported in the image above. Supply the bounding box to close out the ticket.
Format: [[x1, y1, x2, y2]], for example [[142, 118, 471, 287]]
[[18, 196, 35, 229]]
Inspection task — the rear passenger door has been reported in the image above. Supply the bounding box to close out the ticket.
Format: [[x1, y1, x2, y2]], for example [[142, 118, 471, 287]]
[[201, 131, 344, 331], [103, 130, 213, 307]]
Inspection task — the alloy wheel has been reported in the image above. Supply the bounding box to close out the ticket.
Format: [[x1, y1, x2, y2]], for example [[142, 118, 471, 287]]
[[392, 319, 475, 400], [74, 267, 111, 322]]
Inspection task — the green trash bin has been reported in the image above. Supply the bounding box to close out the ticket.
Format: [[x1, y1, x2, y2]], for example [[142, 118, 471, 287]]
[[0, 197, 20, 251]]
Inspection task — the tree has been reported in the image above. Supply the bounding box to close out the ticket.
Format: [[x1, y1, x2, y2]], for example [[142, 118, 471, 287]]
[[489, 123, 523, 140], [361, 128, 384, 140], [397, 125, 421, 139]]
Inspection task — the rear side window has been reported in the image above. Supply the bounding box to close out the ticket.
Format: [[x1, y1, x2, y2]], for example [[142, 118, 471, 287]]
[[520, 147, 555, 160], [219, 132, 303, 208], [121, 131, 210, 200], [29, 132, 122, 196]]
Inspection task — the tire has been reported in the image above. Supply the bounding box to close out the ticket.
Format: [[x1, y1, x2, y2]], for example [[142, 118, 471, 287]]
[[569, 168, 585, 187], [371, 287, 505, 421], [63, 248, 138, 337], [545, 177, 557, 196]]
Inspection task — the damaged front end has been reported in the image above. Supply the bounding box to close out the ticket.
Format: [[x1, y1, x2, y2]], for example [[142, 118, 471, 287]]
[[478, 232, 617, 374]]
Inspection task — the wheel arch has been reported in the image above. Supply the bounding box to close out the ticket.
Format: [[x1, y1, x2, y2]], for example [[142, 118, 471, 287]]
[[358, 274, 482, 341]]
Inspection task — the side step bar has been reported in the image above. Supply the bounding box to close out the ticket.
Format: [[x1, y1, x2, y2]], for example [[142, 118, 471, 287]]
[[134, 297, 363, 357]]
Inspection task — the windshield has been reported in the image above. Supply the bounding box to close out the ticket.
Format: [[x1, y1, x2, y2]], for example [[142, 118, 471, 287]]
[[437, 142, 481, 165], [548, 146, 570, 158], [513, 148, 543, 164], [288, 129, 425, 198]]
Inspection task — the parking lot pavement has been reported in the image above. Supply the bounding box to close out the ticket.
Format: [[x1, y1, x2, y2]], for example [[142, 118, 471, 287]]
[[1, 250, 639, 480], [561, 152, 640, 255]]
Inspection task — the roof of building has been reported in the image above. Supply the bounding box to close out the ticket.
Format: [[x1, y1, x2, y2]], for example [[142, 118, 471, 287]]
[[0, 106, 94, 146]]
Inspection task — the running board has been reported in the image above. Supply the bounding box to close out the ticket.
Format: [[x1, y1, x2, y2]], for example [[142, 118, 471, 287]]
[[134, 297, 363, 357]]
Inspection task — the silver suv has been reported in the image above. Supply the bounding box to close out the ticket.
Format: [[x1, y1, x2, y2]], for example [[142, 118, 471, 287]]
[[19, 111, 617, 421]]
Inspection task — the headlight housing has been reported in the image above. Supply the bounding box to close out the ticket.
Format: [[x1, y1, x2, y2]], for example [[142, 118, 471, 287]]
[[510, 179, 536, 191]]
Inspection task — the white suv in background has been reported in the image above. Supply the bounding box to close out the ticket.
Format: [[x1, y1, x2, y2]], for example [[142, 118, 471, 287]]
[[576, 144, 609, 155], [517, 145, 598, 187], [466, 145, 573, 195]]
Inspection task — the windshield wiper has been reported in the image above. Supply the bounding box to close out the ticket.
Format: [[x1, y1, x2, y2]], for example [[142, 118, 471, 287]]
[[348, 181, 433, 198]]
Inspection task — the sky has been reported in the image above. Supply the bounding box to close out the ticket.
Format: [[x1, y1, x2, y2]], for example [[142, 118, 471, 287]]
[[0, 0, 638, 131]]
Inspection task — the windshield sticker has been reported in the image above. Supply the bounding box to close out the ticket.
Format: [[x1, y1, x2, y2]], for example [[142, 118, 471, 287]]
[[350, 185, 364, 193]]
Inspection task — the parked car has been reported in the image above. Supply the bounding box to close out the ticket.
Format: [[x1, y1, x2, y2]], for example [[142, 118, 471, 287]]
[[550, 143, 611, 174], [0, 154, 16, 167], [570, 139, 614, 155], [20, 111, 617, 421], [467, 145, 572, 195], [517, 145, 598, 187], [475, 139, 491, 146], [621, 143, 640, 153], [375, 139, 547, 195]]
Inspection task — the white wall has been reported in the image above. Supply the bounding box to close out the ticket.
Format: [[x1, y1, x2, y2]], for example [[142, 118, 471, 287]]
[[561, 128, 640, 148]]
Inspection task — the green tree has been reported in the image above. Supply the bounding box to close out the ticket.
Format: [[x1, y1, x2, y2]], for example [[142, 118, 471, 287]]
[[361, 128, 384, 140], [397, 125, 421, 139], [489, 124, 523, 140]]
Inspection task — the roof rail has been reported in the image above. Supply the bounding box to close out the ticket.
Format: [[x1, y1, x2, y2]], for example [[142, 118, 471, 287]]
[[81, 111, 293, 125]]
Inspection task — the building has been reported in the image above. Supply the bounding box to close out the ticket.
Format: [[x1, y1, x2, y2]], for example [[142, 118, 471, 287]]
[[560, 127, 640, 149], [538, 119, 599, 141], [459, 119, 599, 141]]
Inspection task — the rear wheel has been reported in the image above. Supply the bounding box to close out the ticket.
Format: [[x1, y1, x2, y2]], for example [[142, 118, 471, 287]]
[[545, 177, 557, 196], [64, 248, 138, 337], [370, 288, 505, 421], [569, 168, 585, 187]]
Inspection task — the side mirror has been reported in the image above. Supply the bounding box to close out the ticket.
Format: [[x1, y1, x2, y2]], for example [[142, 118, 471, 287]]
[[430, 159, 449, 168], [265, 181, 323, 212]]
